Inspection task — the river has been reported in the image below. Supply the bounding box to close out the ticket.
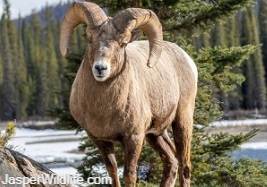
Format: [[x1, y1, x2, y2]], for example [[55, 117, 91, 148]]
[[5, 120, 267, 176]]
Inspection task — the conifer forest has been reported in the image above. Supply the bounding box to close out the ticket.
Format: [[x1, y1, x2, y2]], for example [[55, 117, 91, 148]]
[[0, 0, 266, 121], [1, 0, 267, 186]]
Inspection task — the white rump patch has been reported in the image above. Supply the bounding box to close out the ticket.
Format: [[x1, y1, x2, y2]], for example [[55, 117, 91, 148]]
[[181, 49, 198, 83]]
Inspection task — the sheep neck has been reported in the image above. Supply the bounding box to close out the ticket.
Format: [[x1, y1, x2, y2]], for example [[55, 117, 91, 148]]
[[80, 55, 130, 118]]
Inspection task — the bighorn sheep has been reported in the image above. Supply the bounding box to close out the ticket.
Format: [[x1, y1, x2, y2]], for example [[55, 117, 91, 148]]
[[60, 2, 197, 187]]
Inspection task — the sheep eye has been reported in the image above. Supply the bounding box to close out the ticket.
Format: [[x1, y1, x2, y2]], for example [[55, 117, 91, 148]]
[[120, 43, 127, 48]]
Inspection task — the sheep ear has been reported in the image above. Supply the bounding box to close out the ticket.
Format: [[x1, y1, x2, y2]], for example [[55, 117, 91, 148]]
[[129, 29, 143, 43], [86, 26, 92, 41]]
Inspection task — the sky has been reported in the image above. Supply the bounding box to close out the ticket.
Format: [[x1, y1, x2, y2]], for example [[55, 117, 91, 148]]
[[0, 0, 70, 19]]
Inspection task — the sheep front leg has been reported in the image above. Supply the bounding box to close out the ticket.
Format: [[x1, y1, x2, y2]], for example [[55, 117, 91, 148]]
[[122, 134, 144, 187], [89, 136, 121, 187]]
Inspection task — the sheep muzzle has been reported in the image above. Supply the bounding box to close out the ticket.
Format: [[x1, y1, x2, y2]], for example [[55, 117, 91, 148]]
[[92, 58, 111, 82]]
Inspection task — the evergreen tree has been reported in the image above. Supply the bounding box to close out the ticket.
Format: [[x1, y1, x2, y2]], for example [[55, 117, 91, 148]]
[[54, 20, 68, 107], [241, 7, 266, 110], [210, 22, 229, 111], [0, 0, 16, 120], [258, 0, 267, 87], [26, 12, 50, 116], [0, 56, 2, 85], [44, 6, 60, 110], [226, 16, 240, 47], [2, 1, 266, 184], [0, 54, 3, 118], [224, 16, 243, 111], [198, 32, 211, 49], [50, 25, 87, 129], [0, 0, 31, 120], [22, 15, 37, 116], [212, 23, 227, 47], [50, 0, 267, 186], [14, 16, 30, 119]]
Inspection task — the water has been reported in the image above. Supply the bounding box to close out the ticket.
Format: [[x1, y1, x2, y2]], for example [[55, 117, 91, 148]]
[[233, 149, 267, 161], [6, 127, 267, 177]]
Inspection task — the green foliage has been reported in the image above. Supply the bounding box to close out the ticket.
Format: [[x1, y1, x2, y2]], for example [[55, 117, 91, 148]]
[[191, 129, 260, 186], [71, 1, 267, 186], [0, 2, 15, 120], [77, 138, 103, 180], [259, 0, 267, 87], [0, 1, 31, 120], [50, 53, 83, 130], [136, 181, 158, 187], [15, 17, 30, 120], [0, 1, 78, 119], [241, 7, 266, 110], [193, 45, 257, 126], [45, 7, 60, 110], [1, 0, 267, 186], [0, 121, 16, 146], [92, 0, 254, 30], [0, 0, 263, 120], [49, 24, 87, 129]]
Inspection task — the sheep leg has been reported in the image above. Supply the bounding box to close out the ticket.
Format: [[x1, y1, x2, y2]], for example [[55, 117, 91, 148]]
[[122, 134, 144, 187], [162, 130, 176, 154], [146, 131, 178, 187], [90, 138, 121, 187], [172, 107, 194, 187]]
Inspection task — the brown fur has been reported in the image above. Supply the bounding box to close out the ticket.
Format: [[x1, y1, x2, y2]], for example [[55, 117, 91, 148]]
[[69, 34, 197, 187], [62, 4, 197, 187]]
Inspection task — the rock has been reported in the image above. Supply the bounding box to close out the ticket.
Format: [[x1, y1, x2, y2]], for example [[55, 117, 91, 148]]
[[0, 146, 73, 187]]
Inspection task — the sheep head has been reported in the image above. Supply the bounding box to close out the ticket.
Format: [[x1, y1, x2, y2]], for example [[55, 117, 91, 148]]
[[60, 2, 163, 82]]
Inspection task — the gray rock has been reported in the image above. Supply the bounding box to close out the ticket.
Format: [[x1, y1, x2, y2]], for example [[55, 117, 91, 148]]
[[0, 146, 73, 187]]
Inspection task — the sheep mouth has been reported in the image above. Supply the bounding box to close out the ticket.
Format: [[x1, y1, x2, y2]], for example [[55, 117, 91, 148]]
[[94, 74, 109, 82], [94, 72, 108, 78]]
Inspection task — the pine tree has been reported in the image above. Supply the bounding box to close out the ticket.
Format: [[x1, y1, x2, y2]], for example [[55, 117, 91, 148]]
[[226, 16, 240, 47], [25, 12, 50, 116], [212, 23, 227, 47], [53, 0, 267, 186], [15, 16, 30, 119], [258, 0, 267, 87], [241, 7, 266, 110], [0, 56, 2, 85], [0, 0, 16, 120], [50, 27, 87, 129], [53, 20, 67, 107], [0, 54, 3, 118], [0, 0, 31, 120], [23, 15, 38, 116], [44, 6, 60, 110]]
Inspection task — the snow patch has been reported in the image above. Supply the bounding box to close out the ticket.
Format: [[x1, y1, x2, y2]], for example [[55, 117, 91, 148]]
[[240, 142, 267, 150], [210, 119, 267, 127]]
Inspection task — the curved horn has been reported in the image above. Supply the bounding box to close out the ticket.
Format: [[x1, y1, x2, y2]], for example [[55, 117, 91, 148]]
[[113, 8, 163, 67], [60, 2, 108, 57]]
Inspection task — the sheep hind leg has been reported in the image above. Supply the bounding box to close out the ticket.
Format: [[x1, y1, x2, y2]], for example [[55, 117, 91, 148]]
[[146, 132, 178, 187], [172, 106, 194, 187], [162, 130, 176, 154], [89, 137, 121, 187]]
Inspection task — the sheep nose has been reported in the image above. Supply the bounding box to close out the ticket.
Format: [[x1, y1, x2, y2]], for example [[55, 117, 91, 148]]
[[95, 64, 107, 74]]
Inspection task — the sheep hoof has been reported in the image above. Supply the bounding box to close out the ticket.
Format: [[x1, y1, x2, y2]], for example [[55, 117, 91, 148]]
[[147, 62, 155, 68]]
